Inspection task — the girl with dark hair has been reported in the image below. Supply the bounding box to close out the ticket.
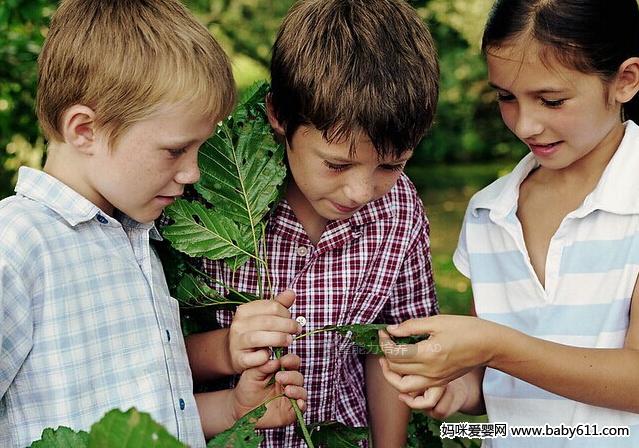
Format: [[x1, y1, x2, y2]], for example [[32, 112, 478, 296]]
[[379, 1, 639, 445]]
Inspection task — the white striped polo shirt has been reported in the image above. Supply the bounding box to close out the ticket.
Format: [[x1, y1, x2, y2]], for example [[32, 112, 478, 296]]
[[453, 121, 639, 447]]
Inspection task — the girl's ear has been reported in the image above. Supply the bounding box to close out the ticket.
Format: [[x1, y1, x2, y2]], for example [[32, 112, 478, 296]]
[[265, 94, 286, 136], [60, 105, 99, 154], [614, 57, 639, 104]]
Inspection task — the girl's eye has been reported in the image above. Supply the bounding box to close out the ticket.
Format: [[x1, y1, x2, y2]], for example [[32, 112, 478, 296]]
[[167, 147, 187, 158], [323, 160, 350, 172], [496, 92, 515, 102], [381, 163, 405, 172], [541, 98, 566, 108]]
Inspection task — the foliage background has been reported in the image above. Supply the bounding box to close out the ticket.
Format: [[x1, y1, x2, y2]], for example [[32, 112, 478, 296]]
[[0, 1, 523, 443]]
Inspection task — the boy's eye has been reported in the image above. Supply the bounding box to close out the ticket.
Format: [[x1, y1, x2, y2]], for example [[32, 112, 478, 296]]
[[541, 98, 566, 108], [167, 147, 187, 158], [380, 163, 405, 172], [323, 160, 350, 172]]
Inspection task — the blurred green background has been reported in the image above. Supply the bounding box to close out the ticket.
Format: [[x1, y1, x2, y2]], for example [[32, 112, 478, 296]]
[[0, 0, 525, 315]]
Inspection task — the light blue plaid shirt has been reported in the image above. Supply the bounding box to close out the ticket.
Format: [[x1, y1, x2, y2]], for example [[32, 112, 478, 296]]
[[0, 167, 205, 447]]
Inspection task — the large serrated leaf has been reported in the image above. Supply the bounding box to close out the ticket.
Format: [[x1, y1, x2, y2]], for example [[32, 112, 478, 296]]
[[306, 421, 368, 448], [88, 408, 186, 448], [197, 115, 285, 227], [162, 199, 255, 261], [207, 403, 266, 448], [29, 427, 89, 448]]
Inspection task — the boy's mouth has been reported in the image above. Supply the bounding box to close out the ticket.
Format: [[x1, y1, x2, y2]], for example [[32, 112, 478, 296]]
[[331, 201, 360, 214]]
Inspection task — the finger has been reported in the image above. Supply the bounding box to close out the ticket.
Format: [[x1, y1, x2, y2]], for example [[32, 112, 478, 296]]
[[399, 392, 440, 410], [297, 399, 307, 412], [387, 373, 432, 394], [237, 349, 271, 370], [279, 353, 302, 370], [283, 385, 307, 400], [236, 300, 292, 319], [385, 360, 433, 376], [240, 330, 293, 349], [255, 358, 283, 375], [240, 315, 302, 335], [276, 370, 304, 387], [378, 357, 407, 387], [274, 289, 296, 309], [386, 317, 434, 337]]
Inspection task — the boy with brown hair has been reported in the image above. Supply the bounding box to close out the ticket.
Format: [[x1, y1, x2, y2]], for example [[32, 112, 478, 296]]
[[0, 1, 306, 446], [195, 0, 440, 445]]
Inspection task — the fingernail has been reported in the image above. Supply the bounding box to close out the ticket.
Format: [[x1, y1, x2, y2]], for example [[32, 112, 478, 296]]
[[287, 334, 293, 344]]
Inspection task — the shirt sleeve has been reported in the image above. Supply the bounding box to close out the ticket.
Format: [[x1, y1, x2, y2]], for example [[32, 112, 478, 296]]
[[452, 209, 471, 279], [0, 257, 33, 399], [379, 210, 439, 325]]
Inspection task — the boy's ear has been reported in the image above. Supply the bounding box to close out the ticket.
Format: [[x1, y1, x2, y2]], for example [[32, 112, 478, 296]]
[[614, 57, 639, 104], [265, 94, 286, 136], [60, 105, 99, 154]]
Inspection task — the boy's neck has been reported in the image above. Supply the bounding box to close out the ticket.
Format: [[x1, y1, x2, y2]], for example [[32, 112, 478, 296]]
[[285, 180, 327, 246], [43, 143, 114, 216]]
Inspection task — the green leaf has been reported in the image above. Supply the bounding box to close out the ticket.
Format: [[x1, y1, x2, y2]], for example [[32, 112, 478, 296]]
[[88, 408, 186, 447], [29, 427, 89, 448], [206, 403, 267, 448], [197, 111, 285, 228], [195, 80, 285, 237], [325, 323, 428, 355], [176, 273, 259, 308], [306, 421, 368, 448], [163, 199, 255, 261]]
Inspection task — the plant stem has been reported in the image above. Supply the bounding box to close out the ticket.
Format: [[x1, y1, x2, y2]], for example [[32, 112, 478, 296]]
[[291, 399, 314, 448], [293, 326, 337, 341]]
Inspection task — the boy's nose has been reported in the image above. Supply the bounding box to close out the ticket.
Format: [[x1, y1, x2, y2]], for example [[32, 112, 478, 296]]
[[344, 176, 375, 206], [175, 156, 201, 185]]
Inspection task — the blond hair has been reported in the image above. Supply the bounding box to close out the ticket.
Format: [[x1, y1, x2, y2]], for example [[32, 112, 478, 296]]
[[37, 0, 235, 146], [270, 0, 439, 157]]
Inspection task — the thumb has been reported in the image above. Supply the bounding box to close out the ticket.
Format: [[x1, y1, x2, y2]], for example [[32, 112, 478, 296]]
[[386, 317, 434, 337], [274, 289, 296, 309], [245, 359, 280, 383]]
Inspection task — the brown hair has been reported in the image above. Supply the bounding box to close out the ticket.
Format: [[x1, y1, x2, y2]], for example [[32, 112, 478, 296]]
[[37, 0, 235, 146], [270, 0, 439, 158]]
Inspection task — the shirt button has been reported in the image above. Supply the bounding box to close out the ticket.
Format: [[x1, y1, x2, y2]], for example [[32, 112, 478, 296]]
[[296, 316, 307, 327], [96, 214, 108, 224], [296, 246, 309, 256], [179, 398, 185, 410]]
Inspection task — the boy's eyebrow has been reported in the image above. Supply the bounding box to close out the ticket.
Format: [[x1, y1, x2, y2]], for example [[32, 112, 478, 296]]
[[318, 149, 413, 163]]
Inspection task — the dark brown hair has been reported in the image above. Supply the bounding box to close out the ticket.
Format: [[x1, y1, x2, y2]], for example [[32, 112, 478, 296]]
[[482, 0, 639, 121], [270, 0, 439, 158]]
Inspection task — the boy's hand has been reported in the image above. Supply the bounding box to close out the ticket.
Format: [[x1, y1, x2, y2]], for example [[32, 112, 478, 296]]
[[230, 353, 307, 429], [378, 315, 500, 388], [228, 289, 301, 373]]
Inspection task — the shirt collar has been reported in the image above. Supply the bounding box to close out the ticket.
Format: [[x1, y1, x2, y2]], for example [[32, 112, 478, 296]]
[[470, 120, 639, 219], [15, 167, 162, 238]]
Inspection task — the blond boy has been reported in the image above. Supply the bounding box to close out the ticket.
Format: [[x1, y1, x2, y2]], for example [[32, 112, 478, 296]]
[[0, 1, 305, 446]]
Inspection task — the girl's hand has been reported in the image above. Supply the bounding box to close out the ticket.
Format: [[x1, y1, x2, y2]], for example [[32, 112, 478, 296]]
[[231, 353, 307, 429], [398, 381, 470, 420], [379, 315, 501, 388], [228, 290, 302, 373]]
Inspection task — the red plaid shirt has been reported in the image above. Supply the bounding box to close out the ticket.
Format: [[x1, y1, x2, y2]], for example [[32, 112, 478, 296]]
[[202, 173, 438, 447]]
